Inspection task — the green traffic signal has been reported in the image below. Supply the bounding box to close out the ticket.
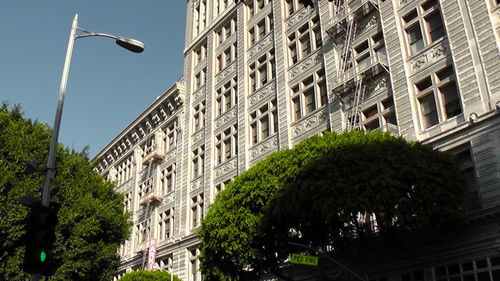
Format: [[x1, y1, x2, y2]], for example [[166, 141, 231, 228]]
[[22, 202, 58, 276], [40, 250, 47, 263]]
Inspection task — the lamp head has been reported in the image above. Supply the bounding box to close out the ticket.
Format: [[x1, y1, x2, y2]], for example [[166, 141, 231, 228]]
[[115, 37, 145, 53]]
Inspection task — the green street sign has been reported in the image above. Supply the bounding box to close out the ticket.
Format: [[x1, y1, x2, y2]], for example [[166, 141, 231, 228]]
[[290, 253, 318, 266]]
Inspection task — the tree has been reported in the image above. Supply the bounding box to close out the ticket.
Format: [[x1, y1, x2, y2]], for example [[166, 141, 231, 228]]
[[117, 270, 182, 281], [198, 130, 466, 280], [0, 103, 131, 281]]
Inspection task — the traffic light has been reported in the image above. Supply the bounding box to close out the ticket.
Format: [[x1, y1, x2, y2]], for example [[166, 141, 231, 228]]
[[23, 202, 58, 276]]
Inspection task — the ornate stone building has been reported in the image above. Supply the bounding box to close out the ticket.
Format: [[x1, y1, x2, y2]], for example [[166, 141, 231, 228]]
[[95, 0, 500, 280]]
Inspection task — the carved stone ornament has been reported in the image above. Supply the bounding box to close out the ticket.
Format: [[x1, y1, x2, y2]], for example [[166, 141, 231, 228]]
[[431, 45, 446, 59], [249, 135, 278, 160], [164, 192, 174, 204], [192, 86, 206, 102], [286, 8, 312, 30], [164, 147, 177, 163], [215, 61, 237, 84], [411, 54, 428, 71], [410, 40, 449, 74], [192, 128, 205, 144], [215, 107, 237, 130], [248, 34, 274, 60], [191, 177, 203, 191], [292, 108, 328, 137], [215, 158, 238, 177], [249, 82, 276, 107], [290, 51, 323, 79]]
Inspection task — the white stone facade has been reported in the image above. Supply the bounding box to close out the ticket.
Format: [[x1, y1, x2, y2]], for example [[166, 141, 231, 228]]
[[95, 0, 500, 280]]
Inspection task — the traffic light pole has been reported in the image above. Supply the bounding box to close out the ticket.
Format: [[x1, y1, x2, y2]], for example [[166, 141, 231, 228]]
[[29, 15, 77, 281], [40, 15, 77, 208]]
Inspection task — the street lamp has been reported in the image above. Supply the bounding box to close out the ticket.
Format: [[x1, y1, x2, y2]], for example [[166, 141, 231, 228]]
[[31, 14, 144, 281]]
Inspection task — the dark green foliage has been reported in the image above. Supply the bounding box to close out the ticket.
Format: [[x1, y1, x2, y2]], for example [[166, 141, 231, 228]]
[[0, 103, 131, 281], [198, 130, 466, 280], [117, 270, 182, 281]]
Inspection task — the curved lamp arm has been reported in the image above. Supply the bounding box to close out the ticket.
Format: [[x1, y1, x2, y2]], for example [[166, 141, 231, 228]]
[[76, 27, 145, 53]]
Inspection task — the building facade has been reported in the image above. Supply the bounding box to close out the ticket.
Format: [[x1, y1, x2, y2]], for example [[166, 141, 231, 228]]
[[95, 0, 500, 280]]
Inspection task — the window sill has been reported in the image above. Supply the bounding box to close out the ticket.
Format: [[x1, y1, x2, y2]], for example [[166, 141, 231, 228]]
[[406, 36, 447, 62], [249, 133, 278, 149], [291, 105, 327, 126], [418, 114, 465, 140]]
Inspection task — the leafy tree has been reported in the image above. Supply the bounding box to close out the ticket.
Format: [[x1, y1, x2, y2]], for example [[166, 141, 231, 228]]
[[0, 103, 131, 281], [198, 130, 466, 280], [117, 270, 182, 281]]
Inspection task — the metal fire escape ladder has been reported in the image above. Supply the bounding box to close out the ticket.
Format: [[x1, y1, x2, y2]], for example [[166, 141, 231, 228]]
[[140, 158, 155, 270], [347, 75, 365, 130], [141, 200, 152, 270], [338, 16, 357, 78]]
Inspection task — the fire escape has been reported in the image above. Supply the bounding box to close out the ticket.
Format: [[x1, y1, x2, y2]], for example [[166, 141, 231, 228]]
[[137, 135, 165, 268], [327, 0, 389, 130]]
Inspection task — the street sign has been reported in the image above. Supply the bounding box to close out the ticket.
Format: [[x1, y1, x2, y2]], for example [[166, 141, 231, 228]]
[[290, 253, 319, 266]]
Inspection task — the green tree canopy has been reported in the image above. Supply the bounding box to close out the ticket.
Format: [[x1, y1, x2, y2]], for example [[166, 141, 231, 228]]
[[198, 130, 466, 280], [117, 270, 182, 281], [0, 103, 131, 281]]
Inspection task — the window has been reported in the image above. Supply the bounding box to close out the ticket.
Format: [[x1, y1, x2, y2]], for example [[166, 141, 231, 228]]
[[214, 179, 232, 200], [157, 254, 173, 273], [139, 177, 154, 198], [415, 65, 462, 129], [248, 13, 273, 47], [403, 0, 446, 55], [249, 49, 275, 93], [288, 16, 322, 65], [194, 67, 206, 90], [285, 0, 305, 17], [124, 192, 132, 212], [141, 136, 156, 158], [216, 43, 237, 72], [248, 0, 271, 18], [215, 17, 236, 46], [347, 30, 387, 73], [192, 145, 205, 178], [116, 156, 133, 185], [454, 145, 481, 212], [250, 99, 278, 144], [158, 208, 174, 240], [193, 101, 206, 132], [290, 69, 328, 121], [136, 219, 151, 245], [400, 270, 424, 281], [216, 78, 238, 116], [160, 164, 175, 194], [189, 248, 201, 281], [215, 125, 238, 164], [361, 96, 398, 132], [193, 43, 206, 66], [162, 120, 178, 152], [193, 0, 207, 36], [191, 193, 204, 229], [434, 257, 500, 281]]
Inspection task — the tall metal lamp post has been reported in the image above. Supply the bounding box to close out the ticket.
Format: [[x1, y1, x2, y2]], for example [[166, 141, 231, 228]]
[[33, 14, 144, 281]]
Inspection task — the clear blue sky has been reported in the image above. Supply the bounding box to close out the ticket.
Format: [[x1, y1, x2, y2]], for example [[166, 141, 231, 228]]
[[0, 1, 187, 158]]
